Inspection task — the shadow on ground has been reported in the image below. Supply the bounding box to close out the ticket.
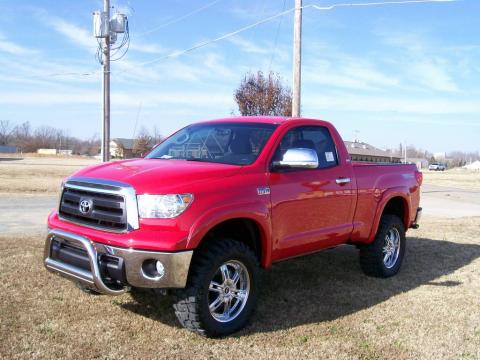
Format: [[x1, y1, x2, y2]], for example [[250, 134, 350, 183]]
[[122, 236, 480, 334], [0, 157, 22, 161]]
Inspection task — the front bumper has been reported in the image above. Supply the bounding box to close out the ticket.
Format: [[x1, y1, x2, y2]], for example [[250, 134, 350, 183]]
[[44, 228, 193, 295]]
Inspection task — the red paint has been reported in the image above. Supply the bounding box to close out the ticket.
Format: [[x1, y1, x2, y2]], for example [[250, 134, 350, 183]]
[[47, 117, 421, 268]]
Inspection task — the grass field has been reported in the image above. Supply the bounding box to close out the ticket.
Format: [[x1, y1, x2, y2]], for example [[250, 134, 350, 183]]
[[0, 217, 479, 359], [1, 156, 479, 359], [422, 169, 480, 190], [0, 157, 98, 195]]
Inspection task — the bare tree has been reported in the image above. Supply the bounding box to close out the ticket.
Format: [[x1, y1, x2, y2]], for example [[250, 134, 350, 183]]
[[12, 122, 33, 152], [133, 126, 153, 157], [0, 120, 12, 145], [151, 125, 163, 145], [34, 126, 58, 149], [234, 71, 292, 117]]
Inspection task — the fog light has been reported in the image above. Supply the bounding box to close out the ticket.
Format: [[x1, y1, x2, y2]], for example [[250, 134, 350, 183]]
[[141, 259, 165, 280], [155, 260, 165, 277]]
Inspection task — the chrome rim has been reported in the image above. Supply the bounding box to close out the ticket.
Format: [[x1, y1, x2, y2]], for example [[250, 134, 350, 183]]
[[208, 260, 250, 323], [383, 228, 401, 269]]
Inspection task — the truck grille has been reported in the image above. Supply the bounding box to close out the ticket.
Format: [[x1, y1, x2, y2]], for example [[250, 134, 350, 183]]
[[59, 185, 127, 232]]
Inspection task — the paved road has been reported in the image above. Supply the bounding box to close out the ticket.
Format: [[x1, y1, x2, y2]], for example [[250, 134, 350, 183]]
[[0, 195, 57, 235], [1, 184, 479, 235], [421, 184, 480, 218]]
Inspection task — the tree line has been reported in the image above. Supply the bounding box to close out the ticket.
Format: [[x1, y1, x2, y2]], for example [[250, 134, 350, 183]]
[[1, 70, 478, 165], [0, 120, 101, 155]]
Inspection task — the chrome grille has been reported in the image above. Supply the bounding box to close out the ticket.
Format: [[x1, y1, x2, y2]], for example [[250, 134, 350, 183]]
[[58, 178, 139, 232]]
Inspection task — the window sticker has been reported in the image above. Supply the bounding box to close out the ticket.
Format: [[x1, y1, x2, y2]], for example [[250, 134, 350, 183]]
[[325, 152, 335, 162]]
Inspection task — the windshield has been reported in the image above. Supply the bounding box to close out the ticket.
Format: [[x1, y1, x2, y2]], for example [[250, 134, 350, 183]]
[[146, 122, 277, 165]]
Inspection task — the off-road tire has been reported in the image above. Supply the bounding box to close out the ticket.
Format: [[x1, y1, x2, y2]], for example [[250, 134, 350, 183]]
[[173, 239, 259, 337], [359, 214, 406, 278]]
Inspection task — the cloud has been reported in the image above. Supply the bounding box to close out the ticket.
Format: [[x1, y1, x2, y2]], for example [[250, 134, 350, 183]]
[[375, 31, 459, 92], [303, 93, 480, 115], [304, 53, 400, 91], [0, 56, 98, 85], [410, 59, 459, 92], [0, 33, 39, 55], [0, 89, 232, 108], [42, 14, 166, 55], [129, 42, 165, 54], [44, 16, 97, 50], [227, 35, 269, 55], [202, 52, 236, 79]]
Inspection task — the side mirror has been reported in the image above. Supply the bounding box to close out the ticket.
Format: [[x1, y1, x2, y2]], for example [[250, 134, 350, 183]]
[[272, 148, 319, 170]]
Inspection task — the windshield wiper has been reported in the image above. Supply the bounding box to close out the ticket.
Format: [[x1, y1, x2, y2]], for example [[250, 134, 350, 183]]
[[185, 158, 209, 162]]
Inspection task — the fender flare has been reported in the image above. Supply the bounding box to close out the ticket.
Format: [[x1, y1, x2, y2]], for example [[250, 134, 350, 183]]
[[368, 187, 411, 242], [186, 202, 272, 268]]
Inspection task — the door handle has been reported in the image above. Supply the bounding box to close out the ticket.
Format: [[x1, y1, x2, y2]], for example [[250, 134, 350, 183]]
[[336, 177, 351, 185]]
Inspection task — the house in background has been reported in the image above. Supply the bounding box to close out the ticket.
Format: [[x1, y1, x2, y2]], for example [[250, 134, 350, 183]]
[[110, 138, 135, 159], [110, 137, 158, 159], [344, 141, 401, 163]]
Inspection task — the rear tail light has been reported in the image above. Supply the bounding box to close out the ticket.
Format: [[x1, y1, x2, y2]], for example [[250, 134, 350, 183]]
[[415, 171, 423, 186]]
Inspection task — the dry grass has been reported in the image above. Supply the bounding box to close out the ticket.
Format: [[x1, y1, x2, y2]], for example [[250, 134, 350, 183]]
[[1, 157, 480, 358], [2, 157, 480, 194], [1, 217, 479, 359], [0, 156, 98, 195], [422, 169, 480, 190]]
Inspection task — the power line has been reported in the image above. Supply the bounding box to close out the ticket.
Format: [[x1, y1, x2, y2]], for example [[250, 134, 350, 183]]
[[132, 6, 298, 68], [22, 0, 458, 79], [269, 0, 287, 71], [311, 0, 456, 11], [136, 0, 224, 37], [126, 0, 457, 70]]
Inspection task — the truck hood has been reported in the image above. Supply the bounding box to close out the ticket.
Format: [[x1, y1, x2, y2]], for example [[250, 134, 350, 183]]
[[71, 158, 243, 193]]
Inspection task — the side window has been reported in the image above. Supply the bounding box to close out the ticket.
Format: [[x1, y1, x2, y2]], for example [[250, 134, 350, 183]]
[[272, 126, 339, 169]]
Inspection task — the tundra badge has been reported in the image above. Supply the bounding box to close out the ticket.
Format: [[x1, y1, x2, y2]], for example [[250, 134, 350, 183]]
[[257, 187, 271, 196]]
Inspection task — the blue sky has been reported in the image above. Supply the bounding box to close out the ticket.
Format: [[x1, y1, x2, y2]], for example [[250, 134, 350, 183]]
[[0, 0, 478, 152]]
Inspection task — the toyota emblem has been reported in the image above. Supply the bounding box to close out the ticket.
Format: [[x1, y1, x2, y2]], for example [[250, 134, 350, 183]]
[[79, 198, 93, 215]]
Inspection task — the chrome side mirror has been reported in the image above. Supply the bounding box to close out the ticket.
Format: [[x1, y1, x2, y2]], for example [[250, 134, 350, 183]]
[[272, 148, 319, 169]]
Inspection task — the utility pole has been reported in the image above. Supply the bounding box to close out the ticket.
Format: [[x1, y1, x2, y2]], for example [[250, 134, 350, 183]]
[[292, 0, 302, 118], [102, 0, 111, 162], [94, 2, 128, 162]]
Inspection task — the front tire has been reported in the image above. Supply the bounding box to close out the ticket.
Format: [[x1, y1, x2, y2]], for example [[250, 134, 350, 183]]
[[359, 215, 406, 278], [173, 239, 259, 337]]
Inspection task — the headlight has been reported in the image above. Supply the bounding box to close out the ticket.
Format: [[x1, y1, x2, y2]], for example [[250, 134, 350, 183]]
[[137, 194, 193, 219]]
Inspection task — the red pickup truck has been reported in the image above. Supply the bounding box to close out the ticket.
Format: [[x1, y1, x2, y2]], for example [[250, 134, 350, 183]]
[[44, 117, 422, 337]]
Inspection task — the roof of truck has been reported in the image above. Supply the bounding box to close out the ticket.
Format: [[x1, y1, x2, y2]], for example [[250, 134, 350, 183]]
[[197, 116, 328, 125]]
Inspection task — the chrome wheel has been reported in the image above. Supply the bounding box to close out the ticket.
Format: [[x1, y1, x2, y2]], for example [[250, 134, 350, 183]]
[[383, 228, 401, 269], [208, 260, 250, 323]]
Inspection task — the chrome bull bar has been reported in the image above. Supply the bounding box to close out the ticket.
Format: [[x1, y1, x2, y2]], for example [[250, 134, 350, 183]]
[[44, 228, 193, 295], [44, 229, 128, 295]]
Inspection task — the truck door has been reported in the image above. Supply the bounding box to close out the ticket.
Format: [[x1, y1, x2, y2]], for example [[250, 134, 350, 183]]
[[268, 125, 355, 261]]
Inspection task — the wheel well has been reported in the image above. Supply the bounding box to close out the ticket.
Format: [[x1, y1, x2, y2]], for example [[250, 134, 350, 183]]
[[199, 218, 262, 263], [382, 197, 408, 226]]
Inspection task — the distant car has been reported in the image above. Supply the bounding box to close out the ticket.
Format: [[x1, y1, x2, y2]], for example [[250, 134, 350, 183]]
[[429, 163, 446, 171]]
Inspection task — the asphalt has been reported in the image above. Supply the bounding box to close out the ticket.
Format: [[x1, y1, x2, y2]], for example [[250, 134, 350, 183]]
[[0, 184, 479, 236], [421, 184, 480, 218], [0, 194, 58, 236]]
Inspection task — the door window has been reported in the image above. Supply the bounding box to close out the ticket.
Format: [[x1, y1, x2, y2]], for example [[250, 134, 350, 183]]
[[272, 126, 339, 169]]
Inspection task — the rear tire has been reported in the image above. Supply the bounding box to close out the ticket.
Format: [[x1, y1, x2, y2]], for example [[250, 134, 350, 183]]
[[173, 239, 259, 337], [359, 215, 406, 278]]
